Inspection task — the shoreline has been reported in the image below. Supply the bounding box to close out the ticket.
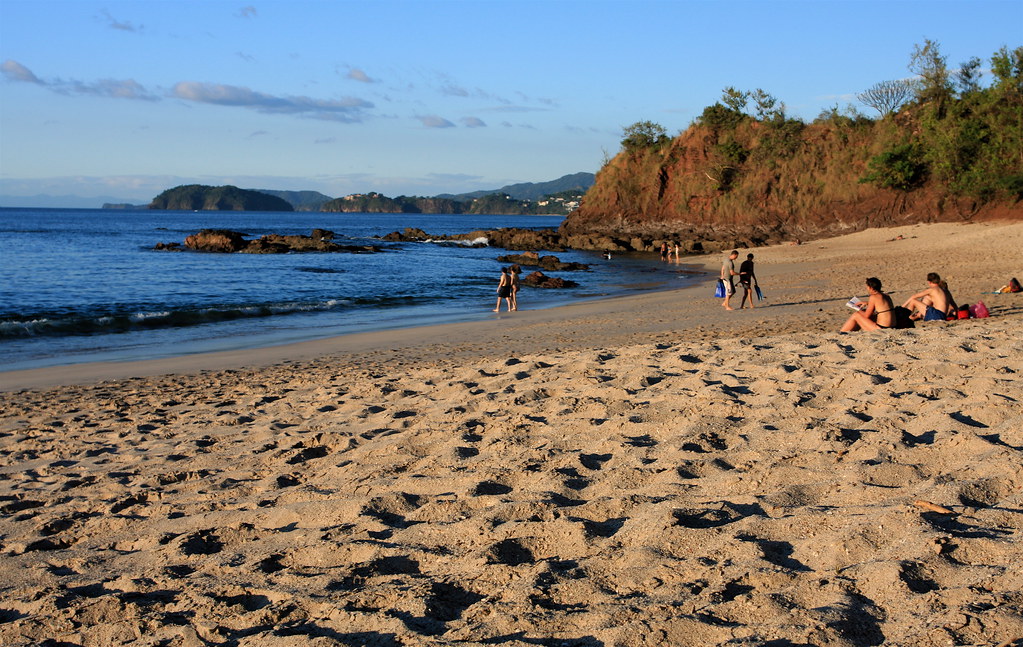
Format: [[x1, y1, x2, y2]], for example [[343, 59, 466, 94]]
[[3, 220, 1022, 392], [0, 276, 714, 392]]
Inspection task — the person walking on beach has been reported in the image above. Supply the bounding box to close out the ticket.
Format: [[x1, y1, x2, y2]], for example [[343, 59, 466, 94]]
[[509, 264, 521, 311], [738, 253, 758, 309], [494, 267, 513, 312], [660, 241, 668, 261], [721, 250, 739, 310]]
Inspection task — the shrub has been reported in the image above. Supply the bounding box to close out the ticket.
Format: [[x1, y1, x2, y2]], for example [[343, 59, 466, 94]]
[[860, 143, 928, 191]]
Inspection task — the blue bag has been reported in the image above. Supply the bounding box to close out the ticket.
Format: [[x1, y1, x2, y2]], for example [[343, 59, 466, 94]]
[[714, 279, 725, 298]]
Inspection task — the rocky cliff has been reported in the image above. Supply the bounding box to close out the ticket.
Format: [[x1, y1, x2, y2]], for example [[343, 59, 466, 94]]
[[562, 115, 1023, 252]]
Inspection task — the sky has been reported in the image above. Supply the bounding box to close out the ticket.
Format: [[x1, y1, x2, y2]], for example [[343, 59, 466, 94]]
[[1, 0, 1020, 207]]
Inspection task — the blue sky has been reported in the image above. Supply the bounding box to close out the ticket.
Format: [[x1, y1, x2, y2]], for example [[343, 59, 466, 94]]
[[1, 0, 1020, 206]]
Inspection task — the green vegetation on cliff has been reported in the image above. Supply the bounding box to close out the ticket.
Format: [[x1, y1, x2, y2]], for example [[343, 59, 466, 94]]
[[149, 185, 293, 211], [565, 42, 1023, 246], [322, 191, 582, 215], [250, 189, 333, 211]]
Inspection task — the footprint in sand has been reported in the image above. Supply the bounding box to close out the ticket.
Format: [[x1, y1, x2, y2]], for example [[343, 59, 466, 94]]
[[489, 538, 534, 566], [472, 480, 512, 496], [579, 453, 612, 470]]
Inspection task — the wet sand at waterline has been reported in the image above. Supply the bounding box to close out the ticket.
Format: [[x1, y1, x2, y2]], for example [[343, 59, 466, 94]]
[[1, 221, 1021, 645]]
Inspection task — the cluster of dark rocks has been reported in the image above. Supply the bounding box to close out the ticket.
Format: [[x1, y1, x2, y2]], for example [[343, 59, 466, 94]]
[[154, 229, 380, 254], [154, 226, 590, 290], [520, 271, 579, 289], [496, 251, 588, 272]]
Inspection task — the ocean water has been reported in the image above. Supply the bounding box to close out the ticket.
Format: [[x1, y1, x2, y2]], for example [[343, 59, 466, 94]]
[[0, 208, 703, 371]]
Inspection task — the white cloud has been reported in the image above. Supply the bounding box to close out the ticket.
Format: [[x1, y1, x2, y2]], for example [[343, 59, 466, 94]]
[[237, 6, 258, 19], [1, 59, 42, 84], [2, 59, 157, 100], [460, 116, 486, 128], [441, 83, 469, 97], [67, 78, 158, 101], [416, 114, 455, 128], [100, 9, 141, 32], [346, 68, 375, 83], [171, 81, 374, 121]]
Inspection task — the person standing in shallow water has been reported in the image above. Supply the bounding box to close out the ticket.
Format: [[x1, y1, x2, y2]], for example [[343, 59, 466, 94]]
[[509, 265, 521, 311], [721, 250, 739, 310], [494, 267, 513, 312]]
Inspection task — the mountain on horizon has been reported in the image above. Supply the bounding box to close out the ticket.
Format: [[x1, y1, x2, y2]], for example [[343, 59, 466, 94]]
[[248, 189, 334, 212], [1, 172, 596, 210], [435, 172, 595, 202]]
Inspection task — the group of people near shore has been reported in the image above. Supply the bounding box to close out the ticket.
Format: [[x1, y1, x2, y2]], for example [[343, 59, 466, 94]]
[[842, 272, 959, 332], [720, 250, 759, 311], [494, 264, 521, 312], [660, 241, 682, 261]]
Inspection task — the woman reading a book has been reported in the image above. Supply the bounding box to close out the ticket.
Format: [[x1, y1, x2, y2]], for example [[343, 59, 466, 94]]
[[841, 277, 894, 332]]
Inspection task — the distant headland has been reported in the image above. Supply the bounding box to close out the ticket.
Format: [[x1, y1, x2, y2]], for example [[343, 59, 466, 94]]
[[124, 173, 596, 215]]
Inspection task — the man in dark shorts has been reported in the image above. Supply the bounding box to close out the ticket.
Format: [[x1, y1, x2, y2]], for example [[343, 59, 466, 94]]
[[738, 253, 758, 309], [903, 272, 953, 321]]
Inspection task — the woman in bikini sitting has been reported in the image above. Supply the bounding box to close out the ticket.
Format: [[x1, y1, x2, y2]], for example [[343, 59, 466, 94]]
[[841, 277, 895, 332]]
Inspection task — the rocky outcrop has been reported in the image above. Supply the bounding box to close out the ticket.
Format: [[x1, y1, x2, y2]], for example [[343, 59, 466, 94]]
[[469, 228, 565, 251], [157, 229, 380, 254], [521, 271, 578, 289], [563, 117, 1023, 249], [381, 228, 431, 242], [496, 252, 589, 271], [380, 227, 566, 251], [183, 229, 249, 252]]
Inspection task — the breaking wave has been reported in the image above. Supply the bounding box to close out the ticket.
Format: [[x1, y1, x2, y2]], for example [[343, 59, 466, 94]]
[[0, 295, 427, 339]]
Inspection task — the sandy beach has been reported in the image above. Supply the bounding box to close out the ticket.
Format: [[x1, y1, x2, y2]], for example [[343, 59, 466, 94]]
[[1, 221, 1022, 646]]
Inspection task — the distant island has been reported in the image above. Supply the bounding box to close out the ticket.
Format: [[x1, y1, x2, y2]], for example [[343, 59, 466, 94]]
[[131, 173, 594, 214], [149, 185, 293, 211]]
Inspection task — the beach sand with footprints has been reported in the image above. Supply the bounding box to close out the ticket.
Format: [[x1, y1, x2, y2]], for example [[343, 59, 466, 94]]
[[1, 221, 1022, 646]]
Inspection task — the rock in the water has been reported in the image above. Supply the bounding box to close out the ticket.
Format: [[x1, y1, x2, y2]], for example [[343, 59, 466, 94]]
[[183, 229, 249, 253], [497, 252, 589, 271], [521, 271, 578, 288], [160, 229, 380, 254]]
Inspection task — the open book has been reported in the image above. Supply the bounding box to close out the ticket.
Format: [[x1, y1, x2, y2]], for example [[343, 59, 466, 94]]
[[846, 296, 863, 310]]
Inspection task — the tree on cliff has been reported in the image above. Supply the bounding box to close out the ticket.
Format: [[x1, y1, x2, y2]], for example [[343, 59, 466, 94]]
[[909, 39, 953, 115], [857, 79, 913, 118], [620, 121, 669, 153], [566, 40, 1023, 246]]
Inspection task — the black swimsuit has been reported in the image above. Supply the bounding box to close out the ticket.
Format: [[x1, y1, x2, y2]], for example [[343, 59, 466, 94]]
[[873, 304, 894, 329]]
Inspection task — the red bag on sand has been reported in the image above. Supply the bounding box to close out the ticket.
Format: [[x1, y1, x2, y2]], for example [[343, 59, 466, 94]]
[[969, 301, 990, 318]]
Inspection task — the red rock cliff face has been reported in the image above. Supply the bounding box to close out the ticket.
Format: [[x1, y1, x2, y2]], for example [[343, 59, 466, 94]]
[[562, 123, 1022, 251]]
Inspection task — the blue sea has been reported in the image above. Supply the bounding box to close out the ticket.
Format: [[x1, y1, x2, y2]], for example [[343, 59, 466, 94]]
[[0, 208, 703, 371]]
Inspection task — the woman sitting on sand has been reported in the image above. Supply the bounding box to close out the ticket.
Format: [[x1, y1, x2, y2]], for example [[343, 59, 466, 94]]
[[841, 277, 894, 332]]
